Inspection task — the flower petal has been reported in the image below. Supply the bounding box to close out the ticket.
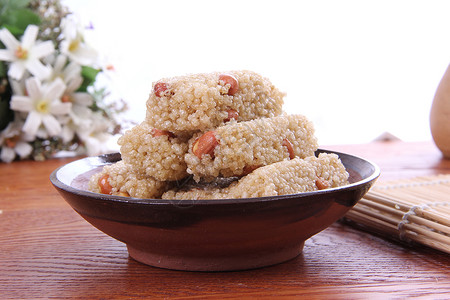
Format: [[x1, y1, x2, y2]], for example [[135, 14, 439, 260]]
[[21, 25, 38, 49], [64, 61, 82, 82], [49, 102, 72, 115], [70, 106, 92, 125], [8, 62, 26, 80], [42, 114, 61, 136], [15, 142, 33, 158], [53, 54, 67, 75], [71, 92, 93, 106], [68, 44, 98, 65], [82, 137, 101, 156], [44, 78, 66, 100], [25, 77, 42, 100], [10, 95, 33, 112], [25, 59, 51, 79], [66, 75, 83, 93], [60, 17, 75, 38], [1, 147, 16, 163], [22, 111, 42, 137], [22, 131, 35, 142], [31, 41, 55, 58], [0, 28, 20, 50], [0, 49, 15, 61], [36, 127, 49, 139], [59, 125, 75, 143], [59, 40, 70, 54]]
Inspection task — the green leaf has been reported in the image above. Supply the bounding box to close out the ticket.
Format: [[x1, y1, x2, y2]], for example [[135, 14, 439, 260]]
[[78, 66, 100, 92], [0, 0, 31, 10], [3, 24, 25, 36], [13, 0, 32, 8], [0, 78, 13, 131], [2, 8, 41, 35], [0, 99, 13, 131], [0, 62, 6, 77]]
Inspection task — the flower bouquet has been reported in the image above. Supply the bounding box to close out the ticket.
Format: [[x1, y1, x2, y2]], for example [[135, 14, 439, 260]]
[[0, 0, 127, 162]]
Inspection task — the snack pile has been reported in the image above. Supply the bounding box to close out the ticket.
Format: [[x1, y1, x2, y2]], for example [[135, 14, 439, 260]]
[[88, 70, 349, 199]]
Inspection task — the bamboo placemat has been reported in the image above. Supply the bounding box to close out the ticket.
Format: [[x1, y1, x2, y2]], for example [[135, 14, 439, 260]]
[[344, 174, 450, 254]]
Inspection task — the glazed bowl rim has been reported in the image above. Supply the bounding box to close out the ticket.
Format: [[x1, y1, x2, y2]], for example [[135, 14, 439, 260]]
[[50, 149, 380, 205]]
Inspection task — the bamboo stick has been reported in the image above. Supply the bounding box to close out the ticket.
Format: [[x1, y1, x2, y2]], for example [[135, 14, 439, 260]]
[[345, 174, 450, 254], [359, 195, 450, 228]]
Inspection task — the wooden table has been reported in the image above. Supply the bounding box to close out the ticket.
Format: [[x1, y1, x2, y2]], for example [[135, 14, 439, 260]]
[[1, 141, 449, 299]]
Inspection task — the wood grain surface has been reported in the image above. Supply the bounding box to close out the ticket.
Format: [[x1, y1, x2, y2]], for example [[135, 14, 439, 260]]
[[1, 141, 449, 299]]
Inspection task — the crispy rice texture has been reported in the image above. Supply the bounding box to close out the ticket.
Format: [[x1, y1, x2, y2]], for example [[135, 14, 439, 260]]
[[185, 114, 318, 181], [88, 70, 349, 200], [145, 70, 285, 132], [118, 122, 189, 181], [162, 153, 349, 200], [88, 160, 167, 199]]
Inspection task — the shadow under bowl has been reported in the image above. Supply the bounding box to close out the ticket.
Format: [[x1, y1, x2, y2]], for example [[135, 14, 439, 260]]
[[50, 149, 380, 271]]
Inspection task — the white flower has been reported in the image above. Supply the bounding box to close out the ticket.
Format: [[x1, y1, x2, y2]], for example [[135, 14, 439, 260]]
[[10, 77, 71, 137], [10, 77, 27, 96], [61, 69, 94, 111], [60, 16, 98, 65], [57, 105, 92, 143], [77, 111, 113, 156], [58, 120, 76, 143], [48, 54, 94, 116], [0, 25, 54, 80], [48, 54, 82, 84], [0, 120, 33, 163]]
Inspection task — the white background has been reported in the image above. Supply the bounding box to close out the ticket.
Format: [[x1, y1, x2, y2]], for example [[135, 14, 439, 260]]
[[63, 0, 450, 145]]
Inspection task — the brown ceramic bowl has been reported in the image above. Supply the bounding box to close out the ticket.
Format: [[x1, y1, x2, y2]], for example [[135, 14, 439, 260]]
[[50, 149, 379, 271]]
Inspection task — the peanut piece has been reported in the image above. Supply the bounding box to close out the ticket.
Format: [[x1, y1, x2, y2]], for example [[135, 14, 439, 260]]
[[153, 82, 169, 97], [219, 74, 239, 95], [151, 128, 174, 138], [98, 174, 113, 194], [282, 138, 295, 159], [192, 131, 219, 158], [316, 177, 331, 190], [225, 109, 239, 122]]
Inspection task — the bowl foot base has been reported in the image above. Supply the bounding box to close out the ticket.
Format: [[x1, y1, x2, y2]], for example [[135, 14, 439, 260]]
[[127, 242, 305, 271]]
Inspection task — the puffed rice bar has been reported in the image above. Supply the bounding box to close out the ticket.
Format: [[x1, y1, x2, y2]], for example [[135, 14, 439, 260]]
[[184, 114, 318, 181], [145, 70, 285, 132], [162, 153, 349, 200], [88, 160, 168, 198], [118, 122, 189, 181]]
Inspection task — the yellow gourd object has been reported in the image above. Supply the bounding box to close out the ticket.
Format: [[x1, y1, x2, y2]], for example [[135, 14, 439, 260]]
[[430, 64, 450, 158]]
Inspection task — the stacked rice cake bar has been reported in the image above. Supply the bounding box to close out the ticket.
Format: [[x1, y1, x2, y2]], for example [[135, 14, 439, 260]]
[[163, 153, 349, 200], [88, 160, 168, 198], [185, 114, 318, 181], [88, 70, 349, 199], [145, 70, 285, 132]]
